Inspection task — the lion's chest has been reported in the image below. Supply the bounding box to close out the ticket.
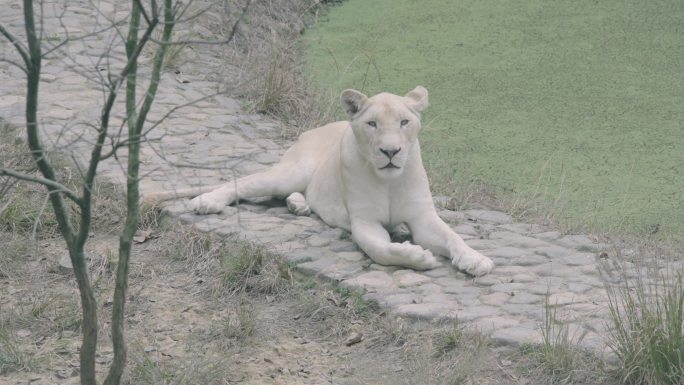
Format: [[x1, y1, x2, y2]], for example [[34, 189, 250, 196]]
[[344, 181, 423, 228]]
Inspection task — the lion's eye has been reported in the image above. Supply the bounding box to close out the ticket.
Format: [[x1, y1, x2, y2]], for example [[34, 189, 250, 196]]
[[367, 121, 377, 128], [400, 119, 409, 126]]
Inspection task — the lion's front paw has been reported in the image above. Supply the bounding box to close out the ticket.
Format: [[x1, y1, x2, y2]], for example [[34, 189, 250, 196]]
[[388, 241, 441, 270], [189, 191, 228, 214], [452, 249, 494, 277]]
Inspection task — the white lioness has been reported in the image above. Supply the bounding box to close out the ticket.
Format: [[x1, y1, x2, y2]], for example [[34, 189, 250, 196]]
[[188, 87, 493, 276]]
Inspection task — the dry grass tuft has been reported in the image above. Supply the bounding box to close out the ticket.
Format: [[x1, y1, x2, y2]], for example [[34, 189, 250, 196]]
[[159, 223, 292, 295], [198, 299, 258, 349], [0, 315, 38, 375], [508, 292, 616, 385], [219, 301, 257, 341], [137, 201, 162, 231], [218, 237, 292, 294], [217, 0, 339, 134], [160, 224, 226, 274], [125, 346, 232, 385], [387, 320, 492, 385], [432, 320, 469, 359], [602, 253, 684, 385], [0, 292, 83, 376], [537, 293, 588, 382], [0, 233, 38, 280]]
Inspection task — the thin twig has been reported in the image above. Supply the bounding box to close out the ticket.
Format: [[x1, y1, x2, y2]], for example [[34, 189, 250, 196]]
[[144, 0, 249, 47], [31, 193, 50, 240], [0, 196, 15, 217]]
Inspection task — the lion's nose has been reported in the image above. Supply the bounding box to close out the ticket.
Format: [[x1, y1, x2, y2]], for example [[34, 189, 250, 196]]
[[380, 147, 401, 159]]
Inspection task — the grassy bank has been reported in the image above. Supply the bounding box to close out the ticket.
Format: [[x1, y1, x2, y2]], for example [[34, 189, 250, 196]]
[[305, 0, 684, 240]]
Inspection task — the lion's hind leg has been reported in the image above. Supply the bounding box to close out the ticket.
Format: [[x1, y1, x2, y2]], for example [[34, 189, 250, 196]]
[[286, 192, 311, 216], [190, 162, 311, 214]]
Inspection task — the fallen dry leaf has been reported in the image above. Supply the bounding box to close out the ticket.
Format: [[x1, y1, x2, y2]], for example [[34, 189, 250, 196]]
[[133, 229, 153, 243], [344, 332, 363, 346]]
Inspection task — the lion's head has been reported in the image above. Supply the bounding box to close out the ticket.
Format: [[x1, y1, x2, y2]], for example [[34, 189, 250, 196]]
[[341, 86, 429, 179]]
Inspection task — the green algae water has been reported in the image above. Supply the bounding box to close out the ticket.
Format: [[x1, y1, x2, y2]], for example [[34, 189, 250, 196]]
[[305, 0, 684, 240]]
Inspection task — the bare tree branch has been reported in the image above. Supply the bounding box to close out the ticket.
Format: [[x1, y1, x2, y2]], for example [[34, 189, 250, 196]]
[[100, 88, 226, 162], [0, 24, 32, 70], [134, 0, 152, 26], [20, 0, 76, 245], [171, 0, 192, 21], [100, 89, 242, 162], [0, 168, 81, 204], [0, 57, 28, 74], [41, 20, 126, 58], [75, 2, 160, 252]]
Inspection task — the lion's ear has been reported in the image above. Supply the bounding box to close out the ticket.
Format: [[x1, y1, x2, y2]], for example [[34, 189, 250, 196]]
[[405, 86, 429, 112], [341, 89, 368, 116]]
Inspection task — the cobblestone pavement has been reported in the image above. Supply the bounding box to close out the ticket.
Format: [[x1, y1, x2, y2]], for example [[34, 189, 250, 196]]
[[1, 0, 621, 355]]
